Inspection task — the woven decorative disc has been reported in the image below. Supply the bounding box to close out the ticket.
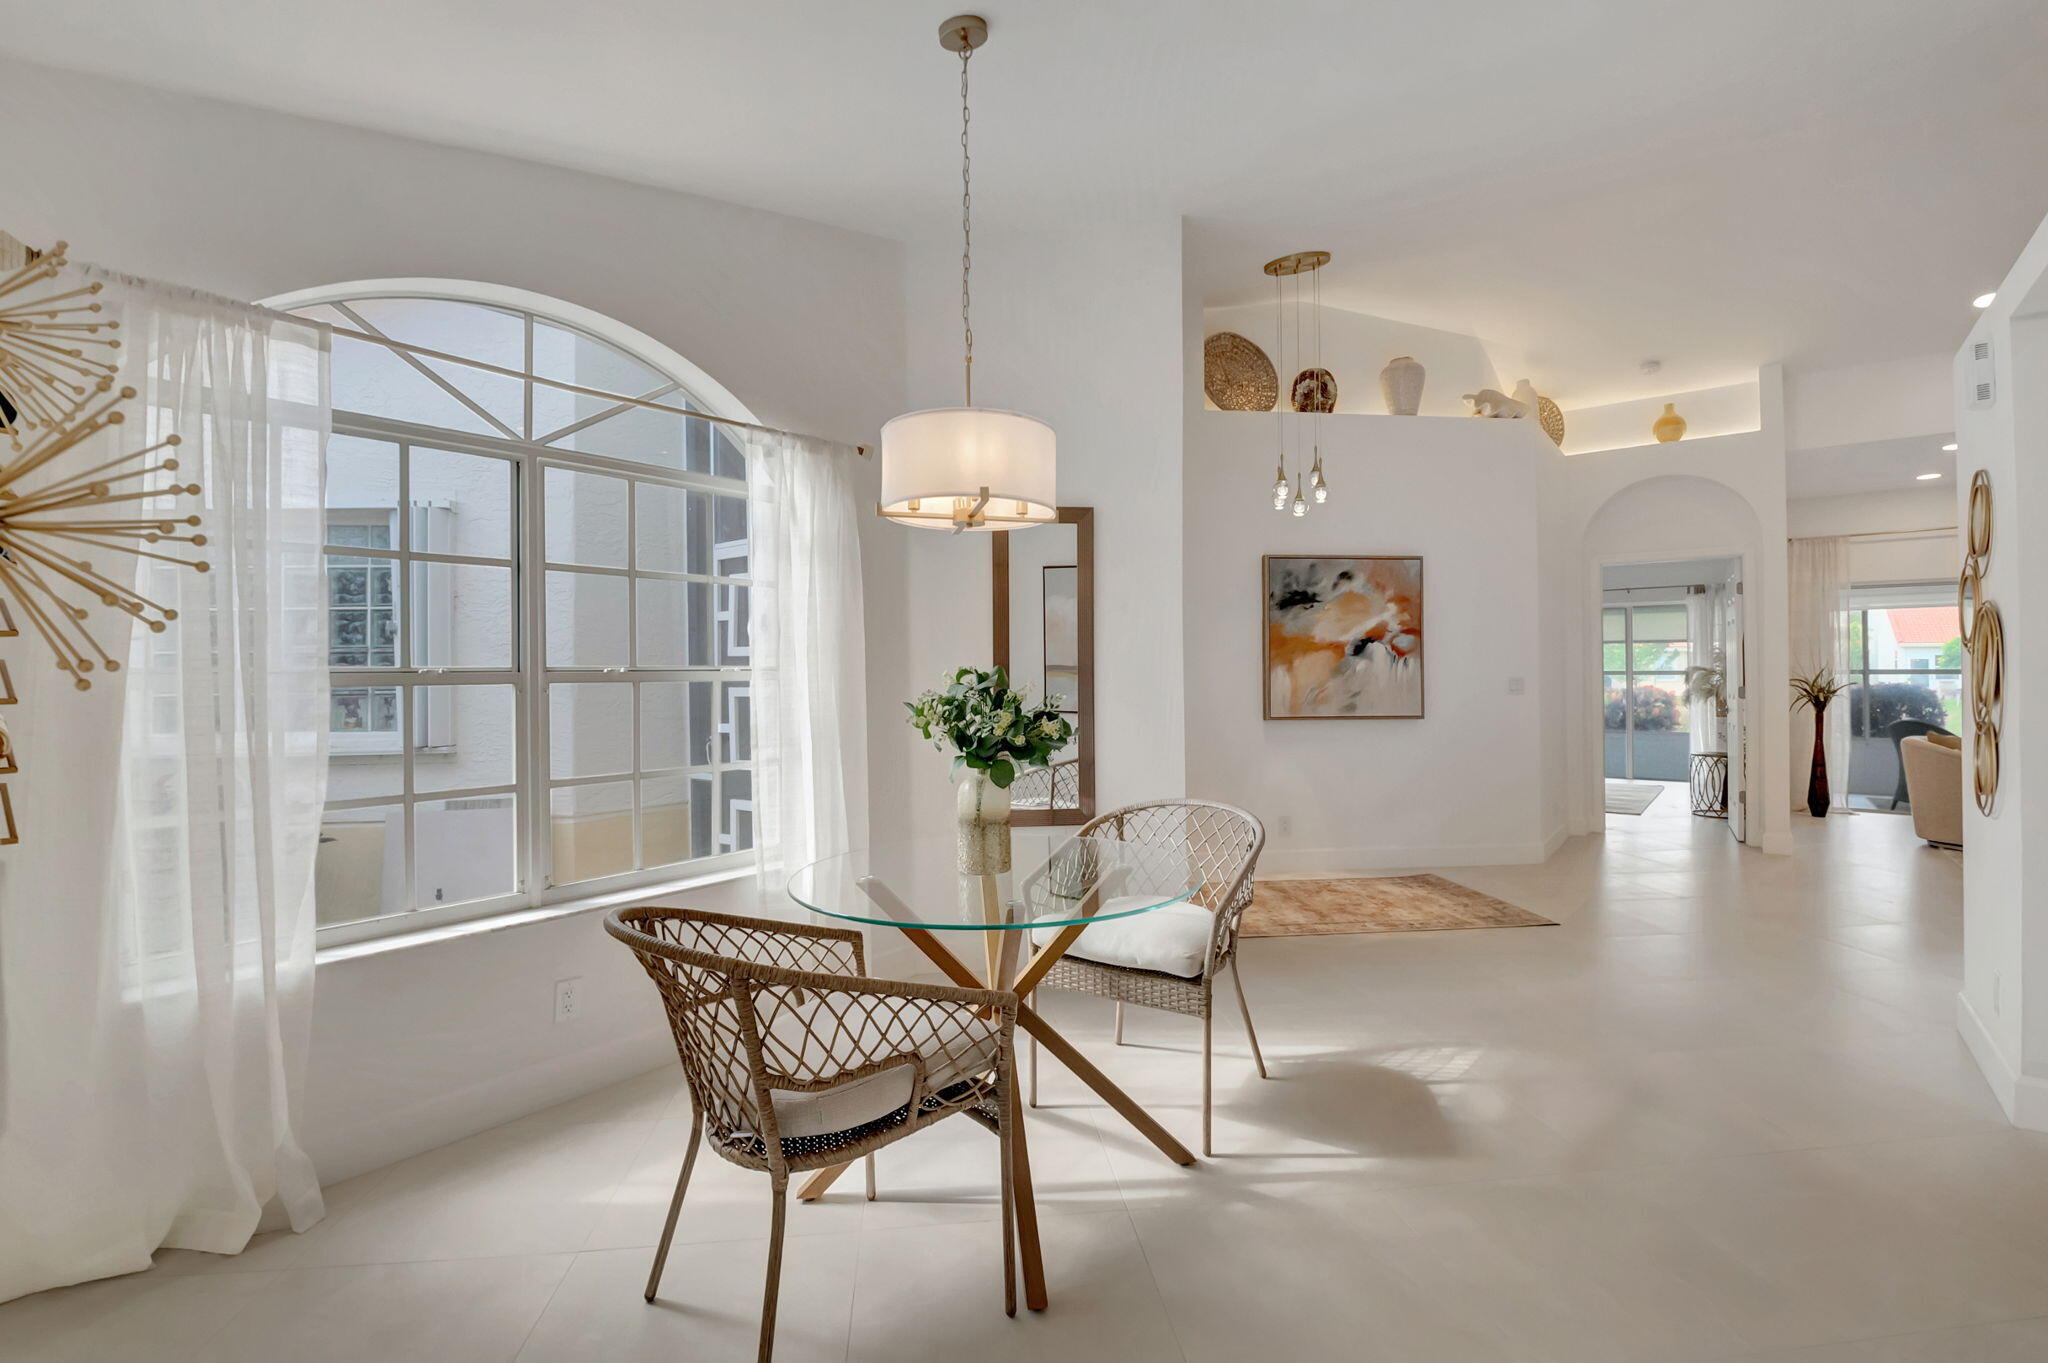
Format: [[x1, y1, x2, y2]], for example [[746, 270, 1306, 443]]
[[1537, 395, 1566, 446], [1204, 332, 1277, 411]]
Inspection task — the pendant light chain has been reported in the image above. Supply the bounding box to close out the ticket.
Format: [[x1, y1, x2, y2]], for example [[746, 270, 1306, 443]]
[[960, 40, 974, 407]]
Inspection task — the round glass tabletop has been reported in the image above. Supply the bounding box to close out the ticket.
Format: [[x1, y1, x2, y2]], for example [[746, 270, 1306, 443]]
[[788, 832, 1203, 932]]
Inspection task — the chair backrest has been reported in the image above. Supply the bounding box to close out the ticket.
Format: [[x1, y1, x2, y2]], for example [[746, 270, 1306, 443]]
[[605, 907, 863, 1162], [1079, 799, 1266, 925]]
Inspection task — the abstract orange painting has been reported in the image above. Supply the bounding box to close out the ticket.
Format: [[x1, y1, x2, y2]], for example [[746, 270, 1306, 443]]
[[1263, 556, 1424, 719]]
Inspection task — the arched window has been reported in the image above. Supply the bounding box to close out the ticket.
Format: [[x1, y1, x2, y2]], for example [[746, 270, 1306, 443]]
[[269, 283, 757, 942]]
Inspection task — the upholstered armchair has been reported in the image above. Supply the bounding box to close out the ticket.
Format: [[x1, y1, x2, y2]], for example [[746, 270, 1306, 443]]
[[1027, 800, 1268, 1155], [606, 906, 1027, 1362], [1901, 732, 1963, 848]]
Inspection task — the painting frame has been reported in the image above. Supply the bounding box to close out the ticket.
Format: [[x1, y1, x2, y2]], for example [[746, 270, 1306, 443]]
[[1262, 554, 1425, 720]]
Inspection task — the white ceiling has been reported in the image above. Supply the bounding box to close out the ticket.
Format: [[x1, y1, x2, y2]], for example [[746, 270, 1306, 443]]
[[1787, 434, 1958, 500], [6, 0, 2045, 404]]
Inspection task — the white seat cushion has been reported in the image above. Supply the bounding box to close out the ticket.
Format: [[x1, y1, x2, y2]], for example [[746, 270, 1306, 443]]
[[764, 1012, 998, 1142], [1032, 896, 1214, 978]]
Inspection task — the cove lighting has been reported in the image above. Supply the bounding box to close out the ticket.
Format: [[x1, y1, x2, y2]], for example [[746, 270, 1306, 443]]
[[1942, 443, 1959, 452], [1974, 292, 1997, 309], [1917, 472, 1942, 481]]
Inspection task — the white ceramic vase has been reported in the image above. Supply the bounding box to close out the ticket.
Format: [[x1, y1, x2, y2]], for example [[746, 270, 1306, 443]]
[[955, 767, 1012, 875], [1380, 355, 1425, 415]]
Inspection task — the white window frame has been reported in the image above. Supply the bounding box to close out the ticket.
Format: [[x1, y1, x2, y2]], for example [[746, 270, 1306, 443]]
[[269, 282, 765, 947]]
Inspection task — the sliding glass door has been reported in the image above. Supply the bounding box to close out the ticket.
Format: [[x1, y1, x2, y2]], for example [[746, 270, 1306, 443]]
[[1603, 603, 1693, 781]]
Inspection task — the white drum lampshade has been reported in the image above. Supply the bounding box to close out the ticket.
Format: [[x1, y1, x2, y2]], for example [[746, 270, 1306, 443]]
[[878, 406, 1056, 531]]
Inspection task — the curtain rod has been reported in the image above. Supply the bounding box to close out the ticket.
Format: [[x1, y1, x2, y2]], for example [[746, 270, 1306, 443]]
[[1837, 526, 1956, 540], [321, 321, 871, 457]]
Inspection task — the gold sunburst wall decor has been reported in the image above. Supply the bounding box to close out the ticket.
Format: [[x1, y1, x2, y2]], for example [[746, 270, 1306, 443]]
[[0, 240, 122, 451], [0, 385, 206, 692]]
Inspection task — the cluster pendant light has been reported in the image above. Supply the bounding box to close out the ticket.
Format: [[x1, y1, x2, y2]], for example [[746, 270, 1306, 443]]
[[1265, 249, 1332, 517], [878, 15, 1056, 533]]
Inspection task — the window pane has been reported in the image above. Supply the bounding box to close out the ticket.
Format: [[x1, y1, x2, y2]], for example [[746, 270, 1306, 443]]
[[713, 495, 749, 577], [1602, 608, 1627, 642], [1602, 676, 1627, 733], [330, 333, 503, 436], [634, 579, 689, 667], [543, 468, 629, 568], [531, 319, 666, 413], [721, 769, 754, 853], [720, 681, 751, 763], [344, 298, 525, 435], [1602, 642, 1625, 670], [635, 483, 711, 575], [416, 684, 516, 792], [713, 428, 746, 481], [317, 804, 404, 928], [545, 402, 691, 470], [1631, 639, 1690, 672], [329, 690, 404, 795], [411, 448, 513, 560], [415, 794, 518, 907], [326, 436, 400, 520], [716, 583, 750, 666], [640, 773, 691, 867], [550, 682, 633, 779], [546, 571, 629, 667], [410, 562, 513, 668], [639, 680, 714, 771], [552, 781, 635, 884]]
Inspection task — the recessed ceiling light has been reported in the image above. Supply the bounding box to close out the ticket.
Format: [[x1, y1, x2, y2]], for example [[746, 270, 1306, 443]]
[[1942, 443, 1958, 452], [1974, 292, 1997, 308], [1917, 472, 1942, 481]]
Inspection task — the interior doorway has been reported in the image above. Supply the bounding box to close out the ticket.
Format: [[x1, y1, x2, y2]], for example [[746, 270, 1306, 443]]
[[1601, 557, 1746, 838]]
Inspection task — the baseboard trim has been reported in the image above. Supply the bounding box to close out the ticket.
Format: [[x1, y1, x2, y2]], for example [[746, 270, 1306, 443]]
[[1955, 989, 2041, 1128], [1259, 839, 1557, 876]]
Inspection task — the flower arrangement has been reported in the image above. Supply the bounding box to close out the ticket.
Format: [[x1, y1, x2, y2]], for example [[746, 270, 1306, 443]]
[[1788, 668, 1848, 713], [905, 665, 1073, 789]]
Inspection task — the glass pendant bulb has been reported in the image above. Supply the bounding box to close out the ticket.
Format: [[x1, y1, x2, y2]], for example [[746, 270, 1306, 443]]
[[1291, 492, 1307, 517], [1271, 469, 1289, 510], [1313, 482, 1329, 504]]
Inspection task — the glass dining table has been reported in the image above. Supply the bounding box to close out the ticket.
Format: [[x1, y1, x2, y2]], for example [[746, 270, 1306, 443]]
[[787, 830, 1204, 1309]]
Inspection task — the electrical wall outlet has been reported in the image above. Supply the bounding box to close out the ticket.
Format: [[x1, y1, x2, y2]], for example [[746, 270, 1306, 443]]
[[554, 977, 583, 1024], [1506, 676, 1526, 695]]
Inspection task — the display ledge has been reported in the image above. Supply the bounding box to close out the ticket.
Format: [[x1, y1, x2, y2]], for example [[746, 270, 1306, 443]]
[[315, 864, 759, 966]]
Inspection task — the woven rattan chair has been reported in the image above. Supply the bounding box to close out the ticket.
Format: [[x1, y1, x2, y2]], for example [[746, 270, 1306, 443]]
[[607, 906, 1026, 1362], [1029, 800, 1268, 1155]]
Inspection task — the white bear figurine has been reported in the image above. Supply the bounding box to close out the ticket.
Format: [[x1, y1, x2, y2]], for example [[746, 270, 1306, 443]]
[[1463, 388, 1529, 419]]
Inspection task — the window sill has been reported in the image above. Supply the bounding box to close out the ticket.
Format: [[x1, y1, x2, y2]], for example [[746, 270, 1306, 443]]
[[315, 864, 758, 966]]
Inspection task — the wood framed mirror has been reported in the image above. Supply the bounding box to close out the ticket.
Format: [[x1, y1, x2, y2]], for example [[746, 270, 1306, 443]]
[[992, 506, 1093, 824]]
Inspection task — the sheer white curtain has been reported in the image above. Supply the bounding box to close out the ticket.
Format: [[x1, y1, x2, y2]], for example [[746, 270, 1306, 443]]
[[0, 268, 329, 1301], [1687, 586, 1723, 756], [1788, 535, 1852, 811], [745, 432, 869, 898]]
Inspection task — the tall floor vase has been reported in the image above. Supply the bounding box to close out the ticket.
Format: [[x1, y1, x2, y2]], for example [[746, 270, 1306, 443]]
[[1806, 701, 1832, 818]]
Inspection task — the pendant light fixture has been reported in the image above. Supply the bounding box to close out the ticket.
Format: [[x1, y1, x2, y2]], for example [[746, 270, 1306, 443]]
[[1265, 249, 1332, 517], [879, 14, 1056, 533]]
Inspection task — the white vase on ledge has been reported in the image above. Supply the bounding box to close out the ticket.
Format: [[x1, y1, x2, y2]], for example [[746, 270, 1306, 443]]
[[955, 767, 1012, 875]]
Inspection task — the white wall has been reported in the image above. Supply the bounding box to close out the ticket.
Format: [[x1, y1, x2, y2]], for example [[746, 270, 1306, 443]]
[[1787, 488, 1961, 584], [1560, 381, 1761, 455], [880, 216, 1188, 860], [1542, 370, 1793, 853], [1183, 413, 1558, 871], [1786, 353, 1956, 451], [1201, 301, 1499, 419], [1956, 207, 2048, 1128], [0, 56, 908, 1184]]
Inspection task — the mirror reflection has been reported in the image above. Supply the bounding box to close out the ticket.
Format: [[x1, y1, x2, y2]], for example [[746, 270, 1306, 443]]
[[993, 508, 1092, 823]]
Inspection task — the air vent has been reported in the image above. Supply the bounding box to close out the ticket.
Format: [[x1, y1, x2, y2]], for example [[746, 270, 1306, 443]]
[[1970, 338, 1996, 410]]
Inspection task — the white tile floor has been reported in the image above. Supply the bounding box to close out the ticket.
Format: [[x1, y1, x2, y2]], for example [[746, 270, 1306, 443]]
[[6, 791, 2023, 1362]]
